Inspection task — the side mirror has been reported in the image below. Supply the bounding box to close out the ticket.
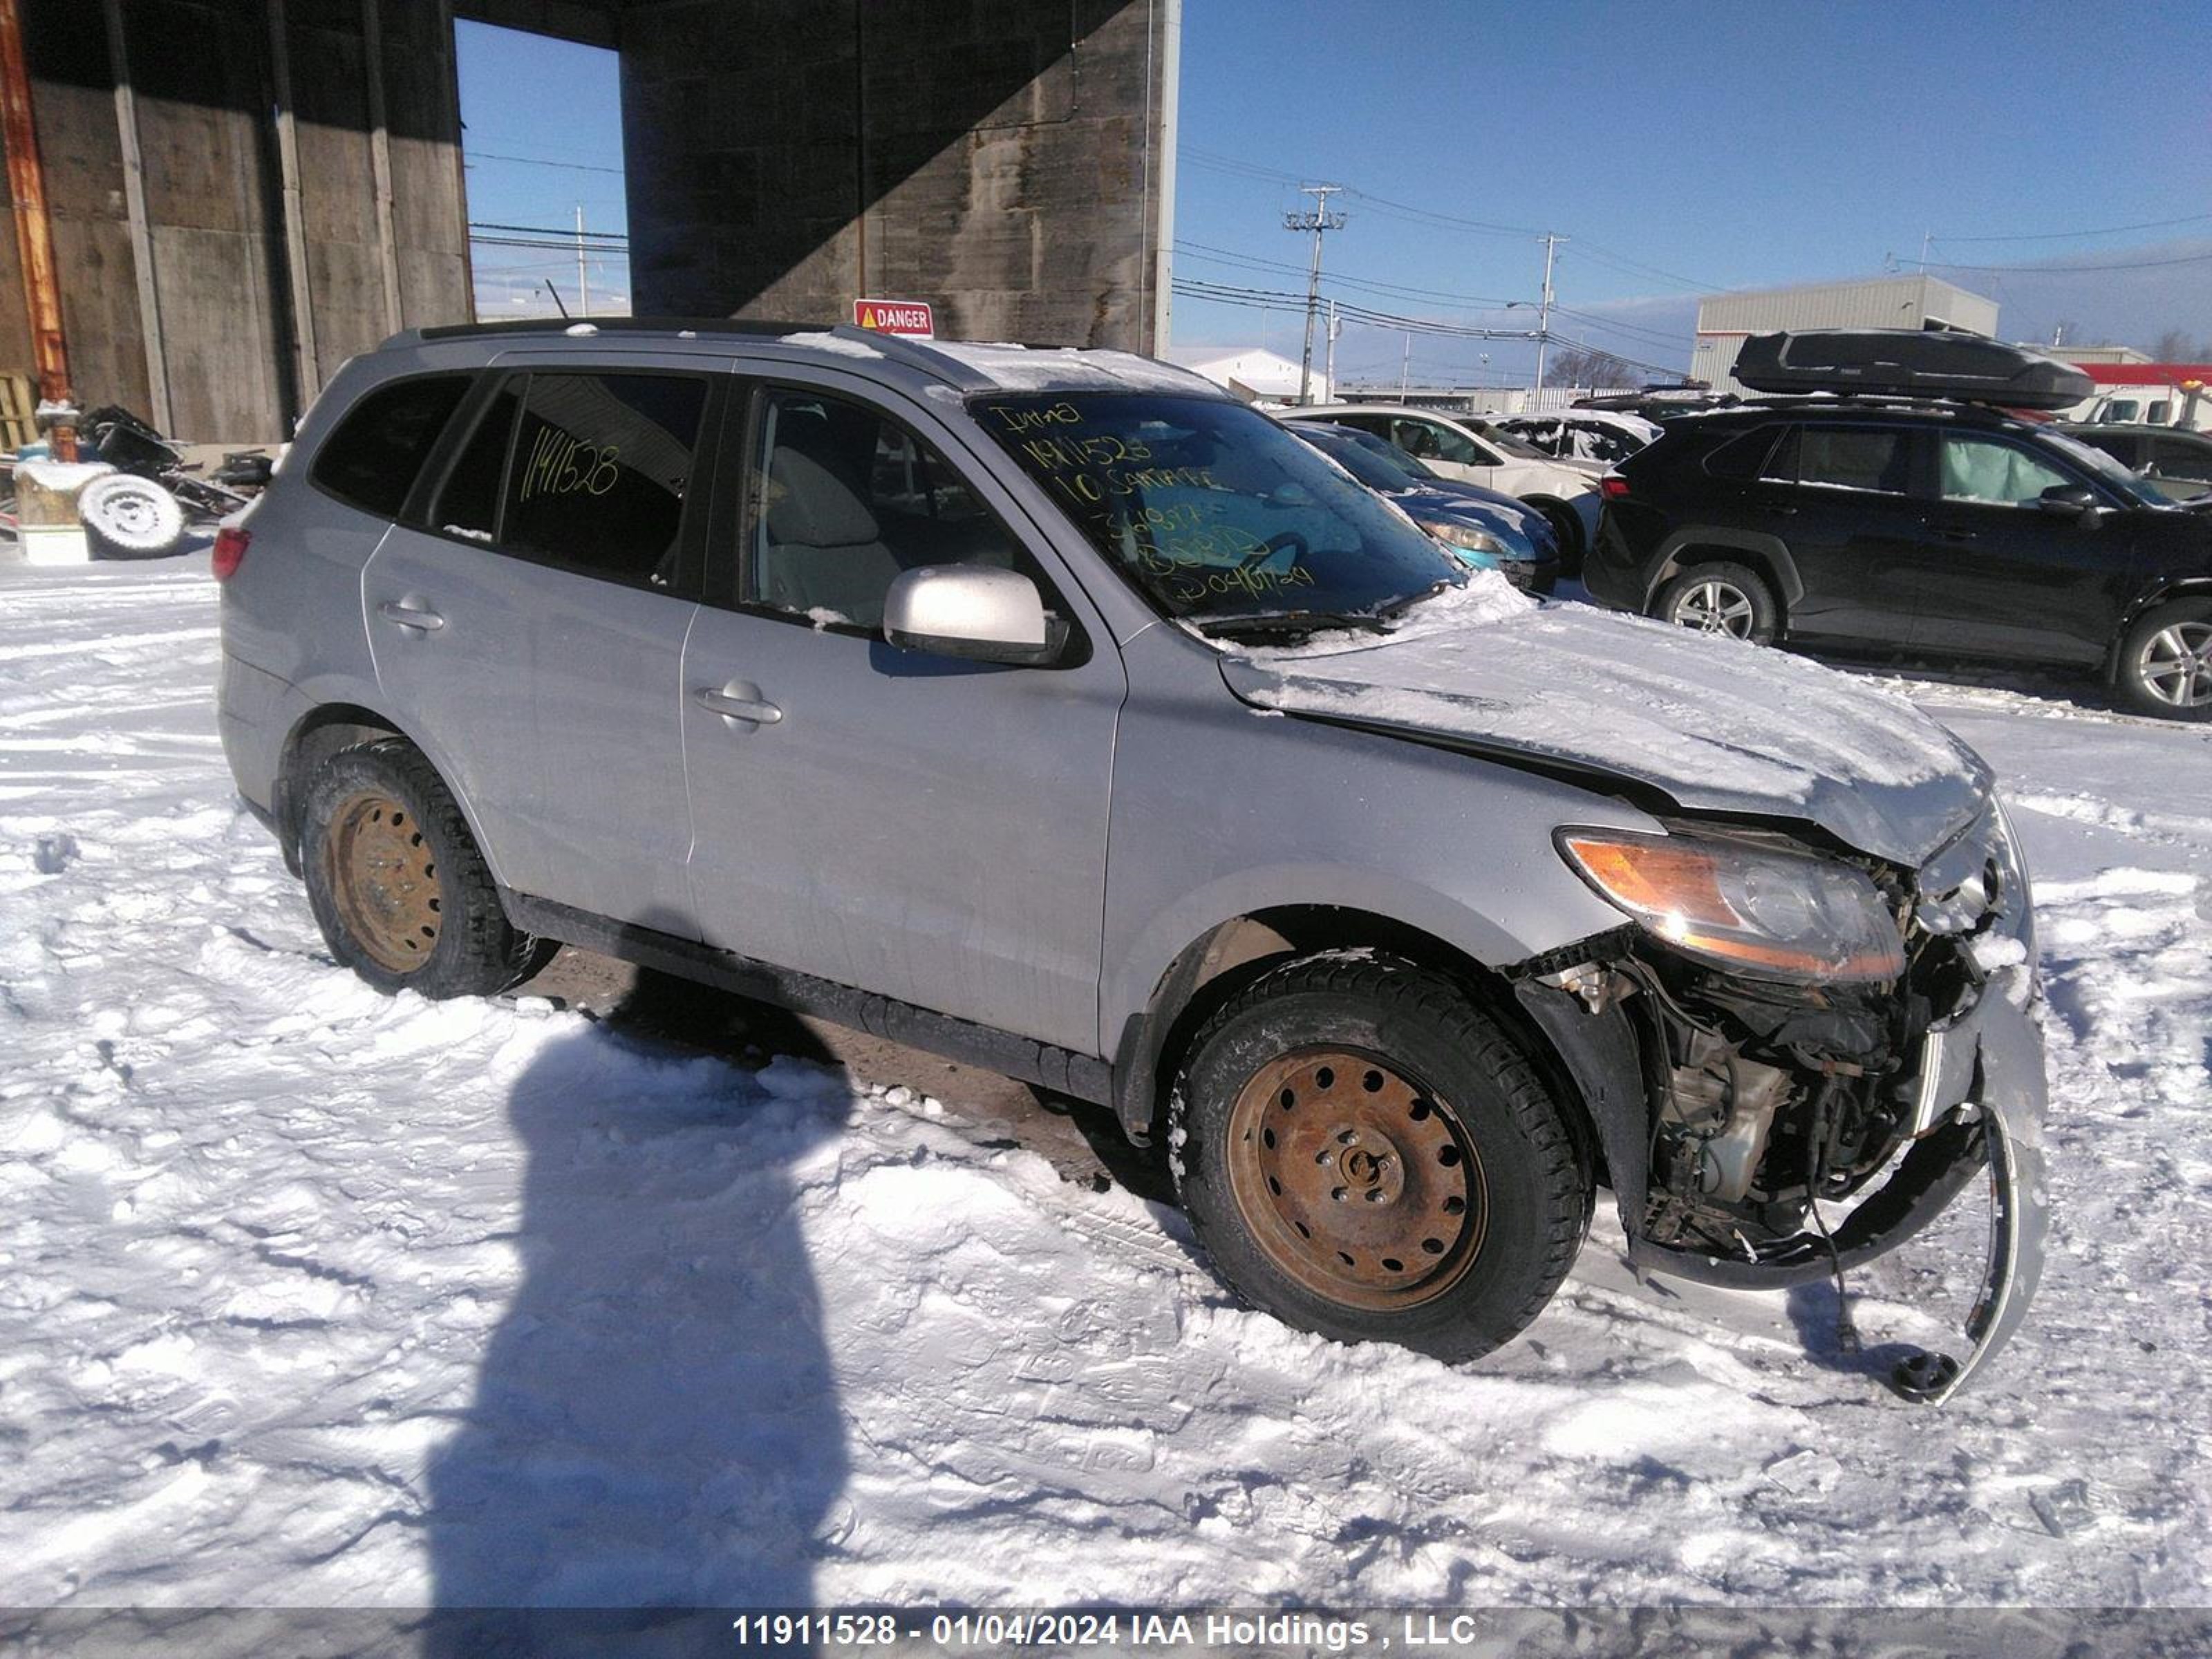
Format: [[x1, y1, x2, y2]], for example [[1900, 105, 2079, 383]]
[[2037, 483, 2100, 525], [883, 565, 1062, 666]]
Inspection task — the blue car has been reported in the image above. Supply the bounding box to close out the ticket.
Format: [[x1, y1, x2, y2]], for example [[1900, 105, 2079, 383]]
[[1289, 422, 1560, 594]]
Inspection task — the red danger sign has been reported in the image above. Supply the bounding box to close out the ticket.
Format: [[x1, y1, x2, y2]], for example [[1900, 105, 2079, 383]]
[[852, 299, 935, 337]]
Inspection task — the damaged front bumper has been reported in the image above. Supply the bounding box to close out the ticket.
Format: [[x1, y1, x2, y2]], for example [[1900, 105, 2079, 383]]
[[1518, 962, 2049, 1405]]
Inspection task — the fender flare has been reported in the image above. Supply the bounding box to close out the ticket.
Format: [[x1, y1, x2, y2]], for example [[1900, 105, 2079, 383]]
[[1644, 526, 1805, 614], [272, 695, 512, 892]]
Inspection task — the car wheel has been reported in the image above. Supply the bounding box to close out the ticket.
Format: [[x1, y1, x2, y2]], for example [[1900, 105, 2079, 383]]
[[1656, 561, 1777, 644], [2117, 598, 2212, 721], [299, 738, 548, 997], [1172, 955, 1592, 1362]]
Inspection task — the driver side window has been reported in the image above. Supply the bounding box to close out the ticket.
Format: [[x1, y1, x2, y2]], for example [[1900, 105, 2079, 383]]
[[744, 389, 1027, 630]]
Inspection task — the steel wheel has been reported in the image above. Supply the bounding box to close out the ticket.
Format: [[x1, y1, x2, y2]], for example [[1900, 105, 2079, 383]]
[[1224, 1046, 1488, 1312], [319, 789, 442, 975], [2136, 620, 2212, 709], [1668, 577, 1756, 637]]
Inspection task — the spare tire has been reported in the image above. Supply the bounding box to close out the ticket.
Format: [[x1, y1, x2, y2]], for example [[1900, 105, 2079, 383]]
[[79, 474, 186, 559]]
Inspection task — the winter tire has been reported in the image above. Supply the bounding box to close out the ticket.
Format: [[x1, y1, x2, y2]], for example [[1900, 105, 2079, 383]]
[[299, 738, 546, 997], [1172, 955, 1593, 1362], [2117, 598, 2212, 720], [79, 474, 187, 558], [1656, 561, 1778, 644]]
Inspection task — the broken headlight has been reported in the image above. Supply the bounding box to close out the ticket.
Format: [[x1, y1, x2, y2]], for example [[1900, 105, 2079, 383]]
[[1557, 828, 1906, 984]]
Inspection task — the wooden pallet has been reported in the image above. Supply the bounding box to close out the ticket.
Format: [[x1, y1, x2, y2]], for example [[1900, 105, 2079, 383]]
[[0, 374, 36, 453]]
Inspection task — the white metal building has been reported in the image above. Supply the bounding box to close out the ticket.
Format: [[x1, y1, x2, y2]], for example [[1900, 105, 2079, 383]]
[[1160, 345, 1327, 404], [1691, 275, 2000, 395]]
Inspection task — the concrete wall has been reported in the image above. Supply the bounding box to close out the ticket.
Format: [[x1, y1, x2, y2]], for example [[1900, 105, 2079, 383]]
[[619, 0, 1174, 351], [0, 0, 470, 442]]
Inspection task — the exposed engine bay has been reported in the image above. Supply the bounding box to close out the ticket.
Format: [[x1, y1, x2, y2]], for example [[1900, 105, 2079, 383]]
[[1515, 801, 2047, 1405]]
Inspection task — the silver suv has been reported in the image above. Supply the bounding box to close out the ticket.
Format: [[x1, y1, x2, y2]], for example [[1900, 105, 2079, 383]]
[[216, 320, 2047, 1400]]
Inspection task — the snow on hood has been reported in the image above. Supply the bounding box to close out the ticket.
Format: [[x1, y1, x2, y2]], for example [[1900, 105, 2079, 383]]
[[1219, 577, 1990, 865]]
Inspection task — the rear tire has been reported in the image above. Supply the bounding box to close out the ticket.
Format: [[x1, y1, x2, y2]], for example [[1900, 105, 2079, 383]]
[[2117, 598, 2212, 720], [299, 739, 545, 997], [1172, 955, 1592, 1363], [1655, 561, 1778, 644]]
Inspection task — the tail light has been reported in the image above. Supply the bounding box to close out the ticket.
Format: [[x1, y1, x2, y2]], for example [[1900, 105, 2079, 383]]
[[1600, 476, 1631, 500], [212, 525, 250, 581]]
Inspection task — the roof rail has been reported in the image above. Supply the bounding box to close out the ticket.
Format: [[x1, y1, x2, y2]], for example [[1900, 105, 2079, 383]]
[[407, 316, 832, 344]]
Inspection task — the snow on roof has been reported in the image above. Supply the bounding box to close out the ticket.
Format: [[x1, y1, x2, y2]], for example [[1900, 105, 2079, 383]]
[[924, 341, 1224, 397]]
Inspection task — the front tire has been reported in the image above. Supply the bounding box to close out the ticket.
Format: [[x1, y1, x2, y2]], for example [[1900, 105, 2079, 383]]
[[299, 739, 545, 997], [2117, 598, 2212, 720], [1655, 561, 1778, 644], [1172, 955, 1592, 1362]]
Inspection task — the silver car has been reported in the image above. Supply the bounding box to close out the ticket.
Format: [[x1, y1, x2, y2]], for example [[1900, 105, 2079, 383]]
[[216, 320, 2047, 1401]]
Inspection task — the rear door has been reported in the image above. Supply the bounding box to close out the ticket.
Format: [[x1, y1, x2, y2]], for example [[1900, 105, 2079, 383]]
[[364, 359, 717, 927], [1913, 431, 2141, 665], [1759, 422, 1934, 644], [677, 370, 1125, 1053]]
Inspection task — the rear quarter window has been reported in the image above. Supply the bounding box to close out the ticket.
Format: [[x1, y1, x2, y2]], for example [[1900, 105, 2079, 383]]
[[1700, 424, 1782, 480], [309, 374, 474, 517]]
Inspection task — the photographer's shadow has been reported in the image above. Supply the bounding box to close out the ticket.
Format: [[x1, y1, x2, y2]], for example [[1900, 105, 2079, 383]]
[[424, 959, 852, 1625]]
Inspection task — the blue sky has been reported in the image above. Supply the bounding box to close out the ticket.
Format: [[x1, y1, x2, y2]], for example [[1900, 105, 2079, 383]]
[[457, 3, 2212, 375]]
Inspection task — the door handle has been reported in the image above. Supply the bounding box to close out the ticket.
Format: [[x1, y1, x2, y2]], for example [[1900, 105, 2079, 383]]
[[693, 685, 783, 724], [1938, 527, 1978, 543], [1759, 503, 1797, 517], [377, 599, 445, 632]]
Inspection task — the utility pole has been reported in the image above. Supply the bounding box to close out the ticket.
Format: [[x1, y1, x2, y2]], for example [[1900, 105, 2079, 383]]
[[1400, 332, 1411, 399], [1323, 299, 1340, 401], [1533, 232, 1564, 403], [575, 205, 591, 318], [1284, 182, 1347, 405]]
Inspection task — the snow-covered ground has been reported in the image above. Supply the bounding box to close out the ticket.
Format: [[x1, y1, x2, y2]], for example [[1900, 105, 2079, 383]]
[[3, 555, 2209, 1613]]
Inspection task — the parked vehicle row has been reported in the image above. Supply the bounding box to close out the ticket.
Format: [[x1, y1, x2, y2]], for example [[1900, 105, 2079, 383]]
[[1586, 333, 2212, 720], [218, 319, 2045, 1400], [1277, 402, 1602, 573]]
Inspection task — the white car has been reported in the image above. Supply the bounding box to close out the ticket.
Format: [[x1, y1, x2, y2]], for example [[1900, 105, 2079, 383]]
[[1281, 403, 1602, 570], [1494, 409, 1662, 466]]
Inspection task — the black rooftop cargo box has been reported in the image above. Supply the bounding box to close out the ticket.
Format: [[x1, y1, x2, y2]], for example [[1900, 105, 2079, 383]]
[[1733, 329, 2093, 411]]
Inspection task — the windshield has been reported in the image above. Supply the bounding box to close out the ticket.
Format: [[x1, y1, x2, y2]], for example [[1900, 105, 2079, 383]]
[[977, 393, 1464, 625], [1293, 427, 1421, 494], [2041, 428, 2175, 507], [1339, 424, 1442, 481]]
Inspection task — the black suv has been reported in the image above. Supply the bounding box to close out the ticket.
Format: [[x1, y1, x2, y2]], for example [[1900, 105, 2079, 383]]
[[1586, 398, 2212, 719]]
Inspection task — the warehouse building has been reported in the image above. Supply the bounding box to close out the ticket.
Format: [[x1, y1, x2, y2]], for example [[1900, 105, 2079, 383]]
[[1690, 274, 1998, 395]]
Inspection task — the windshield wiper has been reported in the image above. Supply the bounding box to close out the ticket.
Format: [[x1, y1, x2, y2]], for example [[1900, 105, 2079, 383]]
[[1201, 609, 1396, 641], [1372, 578, 1457, 622]]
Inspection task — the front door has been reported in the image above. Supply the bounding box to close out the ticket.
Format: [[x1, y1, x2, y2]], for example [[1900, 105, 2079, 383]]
[[1913, 431, 2141, 666], [679, 373, 1125, 1053]]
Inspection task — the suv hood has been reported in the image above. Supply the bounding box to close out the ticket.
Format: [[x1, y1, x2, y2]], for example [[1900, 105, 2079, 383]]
[[1217, 585, 1990, 867]]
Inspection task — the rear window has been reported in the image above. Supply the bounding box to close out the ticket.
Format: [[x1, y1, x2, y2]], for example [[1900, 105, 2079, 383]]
[[310, 375, 471, 517]]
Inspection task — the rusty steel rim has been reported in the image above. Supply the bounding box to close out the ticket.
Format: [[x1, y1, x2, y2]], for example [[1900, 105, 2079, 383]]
[[1225, 1046, 1488, 1311], [323, 789, 441, 975]]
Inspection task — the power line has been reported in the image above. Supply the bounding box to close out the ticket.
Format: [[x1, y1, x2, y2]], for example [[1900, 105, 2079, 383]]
[[1933, 211, 2212, 245], [466, 149, 625, 176], [1924, 248, 2212, 274], [1175, 241, 1522, 308], [469, 219, 629, 241]]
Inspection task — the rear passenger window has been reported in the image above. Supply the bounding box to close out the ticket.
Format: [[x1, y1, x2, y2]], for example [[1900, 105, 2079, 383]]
[[747, 388, 1032, 630], [311, 375, 471, 516], [1792, 428, 1912, 494], [500, 373, 707, 586]]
